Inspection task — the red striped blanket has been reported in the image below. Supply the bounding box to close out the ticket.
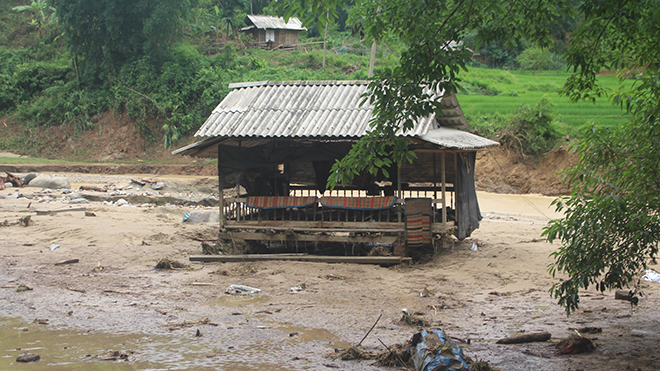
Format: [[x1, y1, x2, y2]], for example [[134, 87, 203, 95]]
[[320, 196, 397, 210], [406, 198, 432, 247], [246, 196, 317, 209]]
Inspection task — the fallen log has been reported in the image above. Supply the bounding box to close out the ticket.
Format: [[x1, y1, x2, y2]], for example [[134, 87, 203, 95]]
[[496, 332, 552, 344], [79, 186, 106, 192], [35, 207, 86, 215], [189, 254, 411, 265], [55, 258, 79, 266]]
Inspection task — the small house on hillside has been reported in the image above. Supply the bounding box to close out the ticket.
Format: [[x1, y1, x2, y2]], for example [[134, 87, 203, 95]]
[[174, 80, 498, 257], [240, 15, 307, 49]]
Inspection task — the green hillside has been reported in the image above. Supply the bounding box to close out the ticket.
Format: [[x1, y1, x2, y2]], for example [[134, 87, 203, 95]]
[[0, 0, 633, 159]]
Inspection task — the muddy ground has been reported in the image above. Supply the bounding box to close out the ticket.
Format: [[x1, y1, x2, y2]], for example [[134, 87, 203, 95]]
[[1, 172, 658, 370]]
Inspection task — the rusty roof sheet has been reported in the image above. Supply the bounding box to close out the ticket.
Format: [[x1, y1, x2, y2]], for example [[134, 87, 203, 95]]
[[193, 80, 464, 140], [243, 15, 307, 31]]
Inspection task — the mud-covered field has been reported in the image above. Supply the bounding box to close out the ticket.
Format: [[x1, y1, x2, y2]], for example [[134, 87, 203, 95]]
[[1, 173, 658, 370]]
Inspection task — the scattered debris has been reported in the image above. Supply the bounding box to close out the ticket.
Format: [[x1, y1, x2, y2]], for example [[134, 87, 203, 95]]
[[97, 350, 130, 361], [643, 269, 660, 283], [195, 329, 202, 337], [5, 172, 23, 187], [54, 258, 79, 266], [151, 182, 165, 190], [155, 258, 188, 270], [496, 332, 551, 344], [420, 287, 435, 297], [85, 211, 96, 217], [49, 244, 61, 251], [19, 215, 31, 227], [469, 358, 502, 370], [614, 290, 634, 302], [337, 346, 377, 361], [290, 283, 307, 293], [375, 340, 410, 368], [225, 284, 261, 296], [16, 353, 40, 363], [16, 284, 33, 292], [211, 268, 229, 276], [410, 329, 469, 370], [555, 334, 595, 355], [576, 327, 602, 334], [399, 308, 430, 327], [79, 186, 107, 192], [166, 317, 215, 331], [201, 242, 220, 255], [36, 207, 86, 215]]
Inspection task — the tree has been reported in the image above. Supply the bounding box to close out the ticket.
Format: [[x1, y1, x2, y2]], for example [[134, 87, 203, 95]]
[[275, 0, 571, 186], [12, 0, 57, 37], [276, 0, 660, 314], [53, 0, 194, 82], [543, 0, 660, 314]]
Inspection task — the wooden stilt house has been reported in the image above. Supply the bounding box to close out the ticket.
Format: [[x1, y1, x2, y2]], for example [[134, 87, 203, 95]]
[[174, 80, 498, 256]]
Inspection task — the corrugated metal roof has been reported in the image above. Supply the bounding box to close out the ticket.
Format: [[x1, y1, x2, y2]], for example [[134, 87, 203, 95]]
[[243, 15, 307, 31], [193, 80, 462, 139], [418, 127, 499, 149]]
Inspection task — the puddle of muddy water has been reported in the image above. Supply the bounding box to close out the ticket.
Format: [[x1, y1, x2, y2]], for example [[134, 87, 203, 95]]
[[0, 317, 294, 370], [272, 322, 352, 350]]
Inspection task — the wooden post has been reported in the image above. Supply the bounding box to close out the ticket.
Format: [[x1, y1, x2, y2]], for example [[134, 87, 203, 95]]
[[322, 9, 329, 69], [433, 153, 437, 224], [441, 152, 447, 230], [397, 163, 402, 223], [368, 40, 376, 78], [218, 145, 225, 230]]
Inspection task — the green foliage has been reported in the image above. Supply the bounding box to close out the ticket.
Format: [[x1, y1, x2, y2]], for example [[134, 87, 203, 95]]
[[544, 0, 660, 314], [517, 47, 565, 71], [498, 97, 560, 158], [54, 0, 194, 81], [544, 120, 660, 314]]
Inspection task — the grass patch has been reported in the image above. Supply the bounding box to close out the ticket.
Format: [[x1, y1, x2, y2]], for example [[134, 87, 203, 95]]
[[457, 68, 630, 136]]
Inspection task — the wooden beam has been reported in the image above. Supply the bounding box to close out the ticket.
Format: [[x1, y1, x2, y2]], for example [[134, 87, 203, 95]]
[[225, 225, 405, 233], [189, 254, 411, 265], [225, 220, 403, 230], [219, 231, 400, 243]]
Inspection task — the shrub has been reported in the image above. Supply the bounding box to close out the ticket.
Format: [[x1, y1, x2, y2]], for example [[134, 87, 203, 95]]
[[499, 97, 561, 158]]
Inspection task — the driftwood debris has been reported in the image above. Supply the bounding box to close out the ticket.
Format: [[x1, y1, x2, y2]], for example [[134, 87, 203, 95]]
[[189, 254, 411, 265], [5, 172, 23, 187], [614, 290, 634, 302], [555, 334, 595, 354], [180, 233, 217, 242], [496, 332, 551, 344], [35, 207, 86, 215], [79, 185, 106, 192], [55, 258, 79, 266]]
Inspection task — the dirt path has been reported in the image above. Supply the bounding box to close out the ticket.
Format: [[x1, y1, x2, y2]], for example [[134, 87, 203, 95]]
[[1, 173, 659, 370]]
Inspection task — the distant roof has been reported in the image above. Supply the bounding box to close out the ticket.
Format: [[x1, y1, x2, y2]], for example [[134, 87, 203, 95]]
[[241, 15, 307, 31], [173, 80, 498, 157]]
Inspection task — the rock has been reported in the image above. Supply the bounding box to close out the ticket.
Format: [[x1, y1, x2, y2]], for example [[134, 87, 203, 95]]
[[151, 182, 165, 190], [23, 173, 37, 185], [28, 175, 71, 189], [69, 198, 90, 204], [16, 353, 40, 362], [615, 290, 634, 302], [115, 199, 129, 207]]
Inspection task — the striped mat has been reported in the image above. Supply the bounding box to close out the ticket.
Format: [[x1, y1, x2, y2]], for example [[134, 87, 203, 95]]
[[320, 196, 397, 210], [246, 196, 318, 209], [406, 198, 432, 247]]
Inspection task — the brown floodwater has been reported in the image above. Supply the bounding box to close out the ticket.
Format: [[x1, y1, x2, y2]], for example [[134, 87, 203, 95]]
[[1, 316, 347, 370]]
